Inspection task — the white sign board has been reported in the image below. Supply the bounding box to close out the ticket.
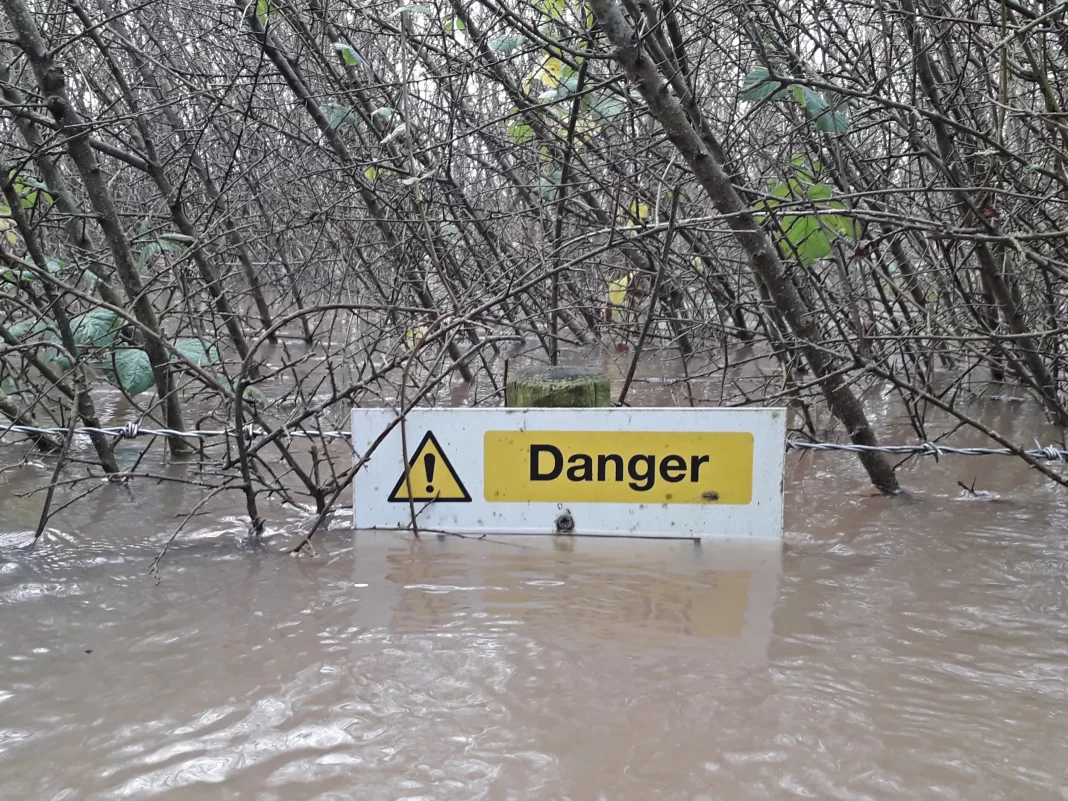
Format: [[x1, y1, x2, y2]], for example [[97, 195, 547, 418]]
[[352, 407, 785, 540]]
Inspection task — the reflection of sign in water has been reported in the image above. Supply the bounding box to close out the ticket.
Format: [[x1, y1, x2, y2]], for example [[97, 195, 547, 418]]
[[387, 431, 471, 503], [484, 430, 753, 504], [354, 534, 780, 658], [353, 408, 785, 539], [481, 569, 752, 639]]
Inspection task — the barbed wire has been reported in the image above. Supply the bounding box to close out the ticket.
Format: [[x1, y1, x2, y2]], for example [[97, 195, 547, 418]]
[[1, 421, 1066, 462], [785, 439, 1068, 462], [0, 423, 351, 441]]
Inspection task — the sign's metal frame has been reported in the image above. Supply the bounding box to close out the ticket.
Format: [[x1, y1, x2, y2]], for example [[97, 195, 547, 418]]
[[352, 407, 786, 540]]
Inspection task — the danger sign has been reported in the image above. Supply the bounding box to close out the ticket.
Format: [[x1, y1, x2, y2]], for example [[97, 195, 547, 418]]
[[483, 431, 753, 504], [353, 407, 785, 540]]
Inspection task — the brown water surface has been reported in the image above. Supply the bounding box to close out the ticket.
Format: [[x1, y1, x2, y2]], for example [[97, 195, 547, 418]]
[[1, 388, 1066, 799]]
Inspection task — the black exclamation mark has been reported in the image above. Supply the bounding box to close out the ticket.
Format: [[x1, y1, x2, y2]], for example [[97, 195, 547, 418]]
[[424, 453, 436, 494]]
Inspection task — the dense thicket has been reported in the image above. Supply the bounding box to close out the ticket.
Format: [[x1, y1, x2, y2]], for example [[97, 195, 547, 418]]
[[3, 0, 1068, 544]]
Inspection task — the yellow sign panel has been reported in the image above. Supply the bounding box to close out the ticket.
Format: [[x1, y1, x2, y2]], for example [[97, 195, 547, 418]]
[[483, 430, 753, 504], [388, 431, 471, 503]]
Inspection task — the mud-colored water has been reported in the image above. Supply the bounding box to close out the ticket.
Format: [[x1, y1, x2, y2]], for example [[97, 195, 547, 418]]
[[1, 383, 1067, 799]]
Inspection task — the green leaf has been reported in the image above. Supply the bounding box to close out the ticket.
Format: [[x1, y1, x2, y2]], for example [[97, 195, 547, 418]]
[[333, 42, 361, 66], [159, 232, 195, 244], [381, 123, 408, 144], [112, 348, 155, 396], [47, 348, 71, 373], [8, 173, 52, 210], [0, 268, 36, 284], [784, 215, 833, 264], [8, 317, 58, 342], [488, 33, 525, 52], [791, 85, 825, 116], [540, 170, 562, 203], [3, 324, 67, 371], [39, 345, 71, 372], [243, 385, 268, 406], [156, 232, 195, 254], [371, 106, 394, 120], [790, 86, 849, 133], [817, 109, 849, 134], [789, 155, 822, 183], [137, 241, 161, 270], [538, 0, 567, 19], [175, 337, 222, 367], [756, 175, 861, 265], [255, 0, 277, 24], [71, 309, 122, 348], [507, 119, 534, 144], [322, 102, 357, 129], [390, 3, 429, 17], [443, 14, 465, 33], [607, 272, 629, 307], [584, 90, 626, 121], [440, 222, 460, 237], [537, 75, 579, 104], [742, 67, 791, 101], [12, 179, 35, 209], [219, 375, 269, 406], [26, 175, 50, 201]]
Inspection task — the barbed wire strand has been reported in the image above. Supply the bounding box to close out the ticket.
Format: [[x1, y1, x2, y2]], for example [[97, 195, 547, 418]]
[[0, 422, 1066, 461]]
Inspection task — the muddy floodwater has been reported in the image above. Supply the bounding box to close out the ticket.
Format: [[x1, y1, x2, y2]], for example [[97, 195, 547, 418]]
[[2, 387, 1067, 800]]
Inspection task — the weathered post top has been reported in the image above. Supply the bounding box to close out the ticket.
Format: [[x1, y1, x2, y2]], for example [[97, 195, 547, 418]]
[[505, 365, 611, 408]]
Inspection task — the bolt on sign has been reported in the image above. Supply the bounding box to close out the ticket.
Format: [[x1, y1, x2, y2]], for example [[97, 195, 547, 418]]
[[352, 408, 786, 540]]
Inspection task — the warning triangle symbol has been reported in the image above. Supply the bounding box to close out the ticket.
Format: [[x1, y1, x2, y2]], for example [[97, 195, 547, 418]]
[[387, 430, 472, 503]]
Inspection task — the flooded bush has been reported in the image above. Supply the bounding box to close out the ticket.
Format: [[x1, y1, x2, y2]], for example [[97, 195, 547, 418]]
[[2, 0, 1068, 548]]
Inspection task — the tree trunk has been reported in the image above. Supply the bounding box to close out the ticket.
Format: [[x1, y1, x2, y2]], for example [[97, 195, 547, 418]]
[[1, 0, 190, 454], [588, 0, 900, 493], [0, 50, 124, 309], [2, 183, 119, 472], [73, 0, 255, 362]]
